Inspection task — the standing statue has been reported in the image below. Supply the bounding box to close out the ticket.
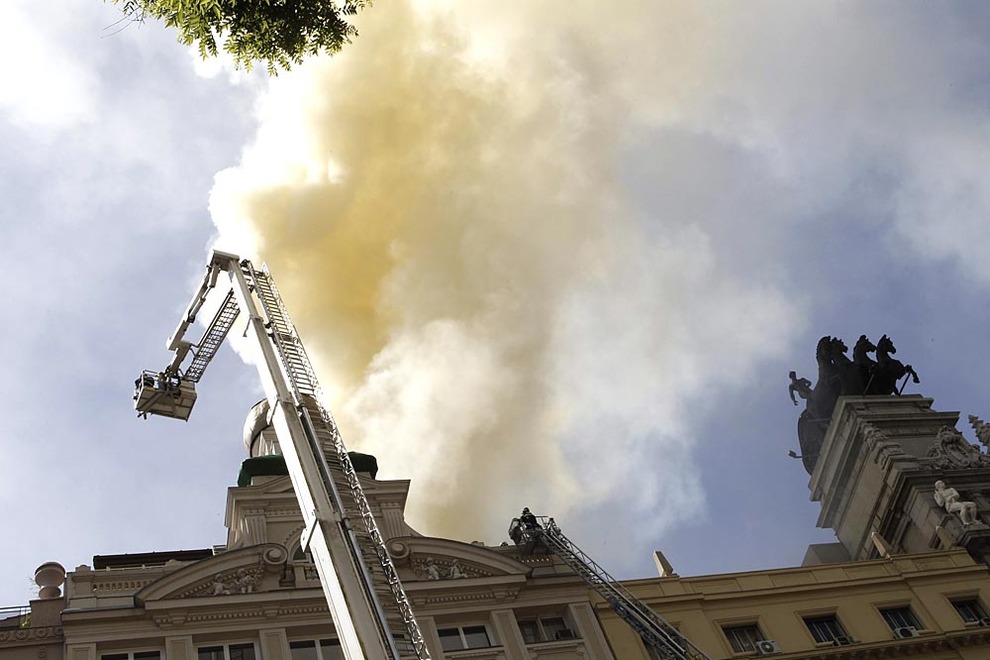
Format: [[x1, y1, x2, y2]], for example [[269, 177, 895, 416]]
[[934, 480, 979, 526], [873, 335, 920, 395]]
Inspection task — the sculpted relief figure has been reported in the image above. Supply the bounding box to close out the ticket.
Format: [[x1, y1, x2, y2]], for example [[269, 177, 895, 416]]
[[448, 560, 467, 579], [934, 480, 979, 526], [212, 574, 231, 596]]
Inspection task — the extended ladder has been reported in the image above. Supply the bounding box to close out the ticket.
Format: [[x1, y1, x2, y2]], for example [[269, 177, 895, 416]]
[[512, 516, 710, 660], [244, 261, 428, 660], [136, 251, 429, 660]]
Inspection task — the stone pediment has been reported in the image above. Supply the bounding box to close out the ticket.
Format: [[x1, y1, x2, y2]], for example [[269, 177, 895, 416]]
[[387, 536, 530, 584], [135, 544, 289, 603]]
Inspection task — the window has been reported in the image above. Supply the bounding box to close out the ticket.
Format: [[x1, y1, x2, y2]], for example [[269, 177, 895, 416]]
[[952, 599, 988, 624], [518, 620, 540, 644], [102, 653, 161, 660], [517, 617, 574, 643], [259, 435, 281, 456], [804, 615, 848, 644], [721, 624, 765, 654], [879, 606, 921, 631], [291, 545, 319, 581], [540, 617, 569, 640], [289, 640, 342, 660], [198, 644, 257, 660], [437, 626, 492, 652]]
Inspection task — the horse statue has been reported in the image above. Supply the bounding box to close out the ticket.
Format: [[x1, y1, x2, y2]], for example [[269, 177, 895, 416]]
[[873, 334, 920, 395], [792, 333, 919, 475], [829, 336, 864, 397], [853, 334, 878, 393], [808, 335, 865, 416], [807, 336, 839, 420]]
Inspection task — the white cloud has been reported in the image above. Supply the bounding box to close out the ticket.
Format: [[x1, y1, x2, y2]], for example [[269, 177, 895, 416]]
[[0, 1, 98, 129]]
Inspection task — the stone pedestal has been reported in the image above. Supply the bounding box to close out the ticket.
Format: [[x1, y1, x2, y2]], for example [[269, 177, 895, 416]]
[[807, 395, 990, 562]]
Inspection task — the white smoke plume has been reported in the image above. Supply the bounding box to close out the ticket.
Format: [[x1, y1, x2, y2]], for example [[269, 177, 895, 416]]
[[208, 1, 805, 552]]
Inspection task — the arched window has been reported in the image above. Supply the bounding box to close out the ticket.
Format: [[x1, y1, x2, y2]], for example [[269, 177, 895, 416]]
[[292, 544, 314, 565]]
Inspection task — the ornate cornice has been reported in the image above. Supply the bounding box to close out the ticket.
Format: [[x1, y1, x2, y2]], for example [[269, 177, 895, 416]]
[[152, 600, 331, 628], [0, 626, 63, 647], [525, 639, 585, 659], [862, 424, 906, 470], [265, 508, 304, 519], [92, 578, 155, 595], [514, 554, 553, 566], [764, 627, 990, 659], [411, 586, 521, 607]]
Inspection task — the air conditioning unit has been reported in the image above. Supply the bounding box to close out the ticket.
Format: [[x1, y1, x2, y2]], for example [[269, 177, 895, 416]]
[[893, 626, 918, 639], [980, 617, 990, 627], [754, 640, 781, 655], [832, 635, 852, 646], [554, 629, 576, 640]]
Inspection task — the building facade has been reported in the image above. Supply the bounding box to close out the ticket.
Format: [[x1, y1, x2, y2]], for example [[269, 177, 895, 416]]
[[5, 382, 990, 660], [1, 402, 615, 660], [598, 549, 990, 659], [597, 384, 990, 659]]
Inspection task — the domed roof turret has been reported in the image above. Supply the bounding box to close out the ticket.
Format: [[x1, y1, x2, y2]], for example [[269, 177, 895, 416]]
[[242, 399, 271, 456]]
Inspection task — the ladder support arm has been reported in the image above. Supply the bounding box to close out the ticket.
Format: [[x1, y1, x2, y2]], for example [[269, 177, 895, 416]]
[[166, 251, 235, 352]]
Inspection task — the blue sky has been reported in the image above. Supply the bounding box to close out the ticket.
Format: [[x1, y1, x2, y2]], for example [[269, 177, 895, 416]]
[[2, 0, 990, 606]]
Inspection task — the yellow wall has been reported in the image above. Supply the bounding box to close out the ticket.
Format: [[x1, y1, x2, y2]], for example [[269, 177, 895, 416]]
[[598, 549, 990, 659]]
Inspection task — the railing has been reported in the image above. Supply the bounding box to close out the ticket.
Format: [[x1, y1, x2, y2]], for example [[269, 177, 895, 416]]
[[0, 606, 30, 630]]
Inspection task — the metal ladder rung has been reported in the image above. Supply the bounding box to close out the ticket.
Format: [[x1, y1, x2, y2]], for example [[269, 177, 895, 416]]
[[243, 262, 431, 660], [185, 290, 241, 382]]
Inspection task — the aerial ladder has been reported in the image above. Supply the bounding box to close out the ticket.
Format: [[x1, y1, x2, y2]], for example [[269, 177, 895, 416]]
[[509, 515, 711, 660], [133, 250, 430, 660]]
